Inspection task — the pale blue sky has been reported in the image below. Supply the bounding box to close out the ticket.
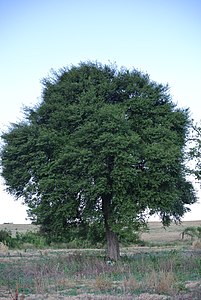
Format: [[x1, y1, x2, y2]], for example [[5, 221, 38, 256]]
[[0, 0, 201, 223]]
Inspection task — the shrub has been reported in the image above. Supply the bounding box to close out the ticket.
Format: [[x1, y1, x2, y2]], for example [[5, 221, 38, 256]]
[[95, 275, 113, 291], [0, 229, 18, 248], [144, 270, 177, 294], [122, 276, 140, 293], [192, 240, 201, 249], [15, 231, 47, 248], [0, 229, 12, 243], [181, 226, 201, 240], [0, 242, 9, 254]]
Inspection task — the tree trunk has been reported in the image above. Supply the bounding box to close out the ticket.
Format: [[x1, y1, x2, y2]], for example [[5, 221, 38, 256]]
[[102, 193, 120, 261], [105, 227, 120, 261]]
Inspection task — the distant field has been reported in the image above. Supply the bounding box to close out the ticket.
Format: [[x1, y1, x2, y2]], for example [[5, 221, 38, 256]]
[[141, 220, 201, 243], [0, 220, 201, 242], [0, 223, 39, 236]]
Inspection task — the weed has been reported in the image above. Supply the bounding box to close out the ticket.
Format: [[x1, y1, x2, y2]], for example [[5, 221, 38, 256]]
[[0, 241, 9, 254], [192, 240, 201, 249], [95, 275, 113, 291], [122, 275, 140, 293], [0, 248, 200, 298], [181, 226, 201, 241], [152, 271, 176, 294]]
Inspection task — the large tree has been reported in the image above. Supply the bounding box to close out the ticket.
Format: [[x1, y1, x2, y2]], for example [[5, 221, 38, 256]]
[[0, 62, 196, 260], [189, 122, 201, 181]]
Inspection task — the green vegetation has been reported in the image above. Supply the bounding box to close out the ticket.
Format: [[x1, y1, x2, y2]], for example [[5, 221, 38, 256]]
[[189, 122, 201, 181], [0, 222, 200, 299], [0, 229, 46, 249], [181, 226, 201, 241], [0, 62, 197, 260], [0, 249, 200, 299], [0, 227, 143, 250]]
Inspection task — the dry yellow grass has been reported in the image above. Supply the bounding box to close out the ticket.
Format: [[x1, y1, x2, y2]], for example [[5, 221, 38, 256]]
[[0, 220, 201, 244], [0, 223, 39, 237], [141, 220, 201, 243], [144, 270, 176, 295], [192, 240, 201, 249], [0, 242, 9, 254]]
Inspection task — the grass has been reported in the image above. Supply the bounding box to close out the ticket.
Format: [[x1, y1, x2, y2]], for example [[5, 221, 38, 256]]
[[0, 224, 39, 237], [141, 220, 201, 244], [0, 220, 200, 236], [0, 220, 201, 299], [0, 248, 200, 299]]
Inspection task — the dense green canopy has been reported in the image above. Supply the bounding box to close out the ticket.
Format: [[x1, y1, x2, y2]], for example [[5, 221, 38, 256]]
[[1, 62, 196, 259], [189, 122, 201, 181]]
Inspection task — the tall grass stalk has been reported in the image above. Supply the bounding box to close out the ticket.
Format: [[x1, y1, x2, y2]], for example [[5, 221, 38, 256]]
[[0, 249, 200, 298]]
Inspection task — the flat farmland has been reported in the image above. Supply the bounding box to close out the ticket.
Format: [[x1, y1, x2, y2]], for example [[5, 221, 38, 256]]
[[141, 220, 201, 243], [0, 223, 39, 236], [1, 220, 201, 242]]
